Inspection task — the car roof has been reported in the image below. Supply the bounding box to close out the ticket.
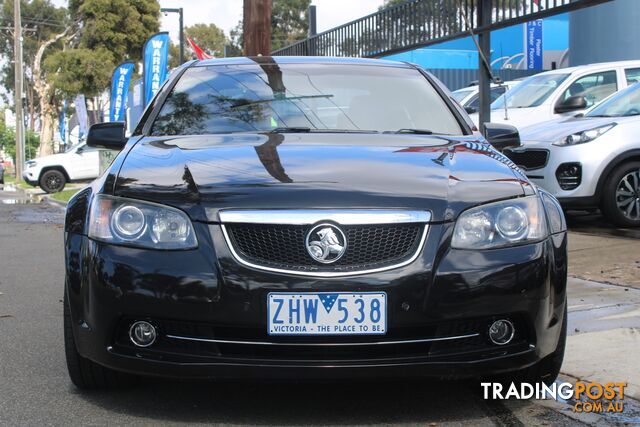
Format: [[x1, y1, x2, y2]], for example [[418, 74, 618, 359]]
[[536, 60, 640, 76], [194, 56, 411, 68]]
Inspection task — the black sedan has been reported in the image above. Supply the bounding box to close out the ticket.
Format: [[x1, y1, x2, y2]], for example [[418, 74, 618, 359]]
[[64, 57, 568, 389]]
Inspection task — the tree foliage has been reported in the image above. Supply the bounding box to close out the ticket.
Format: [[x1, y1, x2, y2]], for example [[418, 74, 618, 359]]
[[0, 114, 40, 162], [71, 0, 160, 60], [271, 0, 311, 51], [46, 0, 160, 98], [44, 47, 114, 98], [185, 23, 227, 57], [0, 0, 68, 116]]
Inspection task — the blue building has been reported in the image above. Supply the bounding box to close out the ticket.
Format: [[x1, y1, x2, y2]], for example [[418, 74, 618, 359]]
[[382, 13, 569, 71]]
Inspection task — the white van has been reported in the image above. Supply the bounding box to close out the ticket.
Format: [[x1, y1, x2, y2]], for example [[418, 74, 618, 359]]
[[469, 60, 640, 128]]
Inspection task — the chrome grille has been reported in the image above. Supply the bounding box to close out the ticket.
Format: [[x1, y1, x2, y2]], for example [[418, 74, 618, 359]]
[[228, 223, 422, 270], [218, 210, 430, 277]]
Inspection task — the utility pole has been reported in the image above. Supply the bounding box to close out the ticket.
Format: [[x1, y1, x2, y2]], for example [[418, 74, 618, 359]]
[[243, 0, 271, 56], [477, 0, 492, 130], [161, 8, 184, 64], [308, 5, 317, 56], [13, 0, 24, 182]]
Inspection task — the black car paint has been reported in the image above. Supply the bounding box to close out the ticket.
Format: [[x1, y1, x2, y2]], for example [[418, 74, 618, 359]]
[[64, 57, 566, 380]]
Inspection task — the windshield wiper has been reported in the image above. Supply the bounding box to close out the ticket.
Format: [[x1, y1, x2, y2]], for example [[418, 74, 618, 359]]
[[270, 127, 312, 133], [268, 127, 379, 134], [231, 94, 334, 109], [385, 128, 434, 135]]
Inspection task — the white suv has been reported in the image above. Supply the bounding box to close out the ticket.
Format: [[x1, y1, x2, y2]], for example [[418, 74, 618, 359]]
[[507, 82, 640, 227], [470, 60, 640, 129], [23, 143, 100, 193]]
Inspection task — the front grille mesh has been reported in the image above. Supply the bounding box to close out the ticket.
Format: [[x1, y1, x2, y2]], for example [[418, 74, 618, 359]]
[[226, 223, 423, 272], [503, 149, 549, 170]]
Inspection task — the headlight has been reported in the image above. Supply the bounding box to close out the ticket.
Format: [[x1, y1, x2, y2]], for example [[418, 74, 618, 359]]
[[88, 195, 197, 249], [553, 124, 615, 146], [25, 160, 37, 168], [452, 196, 547, 249]]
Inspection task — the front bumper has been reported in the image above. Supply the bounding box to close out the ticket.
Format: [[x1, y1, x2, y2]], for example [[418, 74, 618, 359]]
[[65, 222, 568, 380], [22, 169, 38, 186], [506, 141, 603, 204]]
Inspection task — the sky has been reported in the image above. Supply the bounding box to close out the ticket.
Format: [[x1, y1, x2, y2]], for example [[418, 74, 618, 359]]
[[160, 0, 383, 42], [49, 0, 384, 44]]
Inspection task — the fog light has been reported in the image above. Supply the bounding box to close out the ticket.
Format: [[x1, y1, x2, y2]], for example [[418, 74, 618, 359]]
[[488, 319, 514, 345], [556, 162, 582, 190], [129, 321, 157, 347]]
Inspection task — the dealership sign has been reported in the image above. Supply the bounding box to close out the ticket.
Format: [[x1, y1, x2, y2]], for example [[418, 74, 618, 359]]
[[525, 19, 543, 70], [109, 61, 135, 122], [143, 32, 169, 106]]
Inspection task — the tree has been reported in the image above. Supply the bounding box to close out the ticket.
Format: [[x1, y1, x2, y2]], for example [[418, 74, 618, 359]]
[[38, 0, 160, 155], [379, 0, 410, 8], [0, 0, 69, 130], [70, 0, 160, 60], [185, 23, 227, 57], [230, 0, 311, 54], [0, 112, 40, 162], [271, 0, 311, 51]]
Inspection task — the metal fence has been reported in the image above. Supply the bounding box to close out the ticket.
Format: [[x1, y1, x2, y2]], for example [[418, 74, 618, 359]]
[[272, 0, 611, 58], [430, 68, 538, 91]]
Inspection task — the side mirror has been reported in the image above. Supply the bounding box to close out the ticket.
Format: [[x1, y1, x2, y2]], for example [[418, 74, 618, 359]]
[[555, 95, 588, 114], [465, 106, 477, 114], [86, 122, 127, 150], [483, 123, 521, 152]]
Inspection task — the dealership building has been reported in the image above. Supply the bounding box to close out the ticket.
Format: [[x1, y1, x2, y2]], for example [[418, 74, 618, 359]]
[[380, 0, 640, 77]]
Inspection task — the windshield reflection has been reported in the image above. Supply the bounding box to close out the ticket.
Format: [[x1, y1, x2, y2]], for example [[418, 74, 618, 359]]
[[150, 60, 464, 136], [587, 82, 640, 117], [491, 73, 569, 110]]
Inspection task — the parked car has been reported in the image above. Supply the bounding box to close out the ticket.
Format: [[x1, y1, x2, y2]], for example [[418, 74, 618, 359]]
[[63, 57, 568, 390], [22, 142, 100, 193], [469, 60, 640, 128], [451, 80, 521, 114], [506, 81, 640, 227]]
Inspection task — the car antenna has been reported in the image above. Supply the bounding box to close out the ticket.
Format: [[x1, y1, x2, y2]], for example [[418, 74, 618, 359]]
[[498, 46, 509, 121], [460, 4, 504, 123]]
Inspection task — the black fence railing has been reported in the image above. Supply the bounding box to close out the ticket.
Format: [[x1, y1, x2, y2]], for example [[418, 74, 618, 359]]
[[272, 0, 611, 58]]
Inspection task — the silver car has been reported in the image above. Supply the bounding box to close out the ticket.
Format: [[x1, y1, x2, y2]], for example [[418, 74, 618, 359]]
[[506, 82, 640, 227]]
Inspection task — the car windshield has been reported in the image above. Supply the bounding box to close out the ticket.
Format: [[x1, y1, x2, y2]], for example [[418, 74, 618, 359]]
[[491, 73, 570, 109], [151, 62, 463, 136], [587, 82, 640, 117], [451, 88, 475, 103]]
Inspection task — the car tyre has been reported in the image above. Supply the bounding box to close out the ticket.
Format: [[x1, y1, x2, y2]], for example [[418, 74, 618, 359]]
[[39, 169, 66, 193], [489, 303, 566, 386], [64, 288, 137, 390], [601, 161, 640, 227]]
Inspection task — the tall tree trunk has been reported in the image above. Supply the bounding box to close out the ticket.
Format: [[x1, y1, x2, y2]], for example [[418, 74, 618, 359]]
[[32, 28, 70, 157], [38, 95, 56, 156]]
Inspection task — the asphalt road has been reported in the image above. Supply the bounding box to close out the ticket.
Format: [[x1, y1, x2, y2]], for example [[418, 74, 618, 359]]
[[0, 188, 635, 426]]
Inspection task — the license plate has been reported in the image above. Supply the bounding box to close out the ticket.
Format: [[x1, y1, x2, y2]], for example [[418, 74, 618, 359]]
[[267, 292, 387, 336]]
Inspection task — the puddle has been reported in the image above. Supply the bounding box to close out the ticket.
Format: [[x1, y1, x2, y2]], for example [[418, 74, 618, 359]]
[[0, 185, 42, 205], [1, 198, 38, 205]]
